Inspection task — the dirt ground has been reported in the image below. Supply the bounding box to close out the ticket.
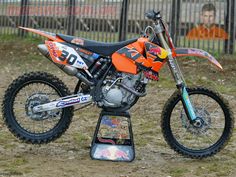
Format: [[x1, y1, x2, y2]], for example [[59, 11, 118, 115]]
[[0, 38, 236, 177]]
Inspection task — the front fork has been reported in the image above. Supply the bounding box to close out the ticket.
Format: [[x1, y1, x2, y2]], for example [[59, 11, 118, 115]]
[[157, 31, 197, 121], [167, 55, 197, 121], [155, 21, 197, 122], [179, 85, 197, 121]]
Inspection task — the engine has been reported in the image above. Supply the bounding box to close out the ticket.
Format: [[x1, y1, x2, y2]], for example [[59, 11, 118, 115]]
[[98, 72, 146, 109]]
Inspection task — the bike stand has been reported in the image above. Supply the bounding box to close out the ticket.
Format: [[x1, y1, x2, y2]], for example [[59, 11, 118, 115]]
[[90, 110, 135, 162]]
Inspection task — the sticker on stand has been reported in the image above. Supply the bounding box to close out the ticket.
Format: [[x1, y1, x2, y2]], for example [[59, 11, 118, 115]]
[[71, 38, 84, 46], [98, 116, 130, 145], [93, 145, 130, 161]]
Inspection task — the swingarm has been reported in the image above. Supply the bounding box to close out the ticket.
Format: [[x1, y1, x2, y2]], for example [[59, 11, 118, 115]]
[[33, 94, 92, 113]]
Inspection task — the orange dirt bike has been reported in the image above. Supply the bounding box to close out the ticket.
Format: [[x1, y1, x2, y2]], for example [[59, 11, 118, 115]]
[[2, 11, 234, 160]]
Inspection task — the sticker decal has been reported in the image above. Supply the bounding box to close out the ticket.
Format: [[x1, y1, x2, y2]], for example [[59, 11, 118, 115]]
[[47, 41, 58, 58], [145, 42, 168, 59], [56, 95, 90, 108], [71, 38, 84, 45], [76, 48, 99, 60], [117, 46, 142, 60], [144, 42, 168, 72], [78, 48, 92, 55], [175, 48, 223, 70], [149, 47, 162, 56], [97, 116, 130, 145], [56, 97, 81, 107], [46, 41, 88, 69], [187, 49, 219, 65], [93, 145, 130, 161]]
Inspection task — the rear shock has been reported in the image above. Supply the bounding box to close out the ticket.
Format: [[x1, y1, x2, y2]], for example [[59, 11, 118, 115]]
[[90, 58, 111, 79], [74, 58, 111, 94]]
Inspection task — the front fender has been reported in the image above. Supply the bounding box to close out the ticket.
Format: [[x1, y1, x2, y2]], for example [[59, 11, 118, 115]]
[[174, 48, 223, 70]]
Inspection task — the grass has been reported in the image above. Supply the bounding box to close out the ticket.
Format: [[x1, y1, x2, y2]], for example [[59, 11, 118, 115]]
[[0, 33, 43, 43], [168, 167, 189, 177], [0, 155, 30, 176], [193, 160, 235, 177], [72, 132, 90, 148]]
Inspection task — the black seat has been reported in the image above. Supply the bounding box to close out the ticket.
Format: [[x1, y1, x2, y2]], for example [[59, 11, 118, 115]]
[[57, 34, 138, 56]]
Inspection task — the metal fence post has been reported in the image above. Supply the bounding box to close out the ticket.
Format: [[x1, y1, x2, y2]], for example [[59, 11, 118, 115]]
[[118, 0, 130, 41], [229, 0, 235, 54], [18, 0, 29, 37], [170, 0, 181, 45], [224, 0, 235, 54], [67, 0, 76, 36]]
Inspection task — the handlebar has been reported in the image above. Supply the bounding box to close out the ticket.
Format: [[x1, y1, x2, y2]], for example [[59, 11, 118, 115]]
[[145, 10, 175, 50]]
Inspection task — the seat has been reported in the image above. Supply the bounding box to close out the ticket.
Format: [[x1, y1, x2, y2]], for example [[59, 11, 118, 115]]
[[56, 34, 138, 56]]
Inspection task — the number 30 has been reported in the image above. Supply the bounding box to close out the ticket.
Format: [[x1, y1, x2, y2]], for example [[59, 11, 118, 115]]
[[58, 50, 77, 65]]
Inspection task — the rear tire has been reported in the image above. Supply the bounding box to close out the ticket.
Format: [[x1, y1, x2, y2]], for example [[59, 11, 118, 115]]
[[2, 72, 74, 144], [161, 87, 234, 158]]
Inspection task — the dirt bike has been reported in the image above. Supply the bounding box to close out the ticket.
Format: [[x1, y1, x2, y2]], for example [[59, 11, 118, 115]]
[[2, 10, 234, 161]]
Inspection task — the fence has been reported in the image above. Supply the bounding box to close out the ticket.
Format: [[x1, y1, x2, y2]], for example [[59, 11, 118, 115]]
[[0, 0, 235, 54]]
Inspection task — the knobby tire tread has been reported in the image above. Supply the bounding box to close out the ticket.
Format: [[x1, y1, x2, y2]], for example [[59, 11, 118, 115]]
[[2, 72, 74, 144]]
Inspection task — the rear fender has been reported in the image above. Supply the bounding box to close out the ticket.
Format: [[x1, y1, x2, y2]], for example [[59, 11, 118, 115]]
[[175, 48, 223, 70], [18, 27, 64, 42]]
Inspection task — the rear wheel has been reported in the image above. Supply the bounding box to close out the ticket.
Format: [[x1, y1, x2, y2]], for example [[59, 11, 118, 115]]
[[2, 72, 74, 144], [161, 87, 234, 158]]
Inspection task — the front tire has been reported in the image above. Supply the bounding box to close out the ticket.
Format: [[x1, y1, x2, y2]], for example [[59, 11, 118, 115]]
[[2, 72, 74, 144], [161, 87, 234, 158]]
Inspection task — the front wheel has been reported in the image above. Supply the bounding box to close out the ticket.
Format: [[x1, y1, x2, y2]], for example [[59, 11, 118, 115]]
[[161, 87, 234, 158]]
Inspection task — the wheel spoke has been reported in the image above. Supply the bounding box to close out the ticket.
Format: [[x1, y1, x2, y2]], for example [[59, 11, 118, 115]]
[[12, 82, 62, 134], [163, 88, 232, 158], [2, 72, 74, 145]]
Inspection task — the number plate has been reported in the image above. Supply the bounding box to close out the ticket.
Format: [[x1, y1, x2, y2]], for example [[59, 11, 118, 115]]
[[46, 41, 88, 69]]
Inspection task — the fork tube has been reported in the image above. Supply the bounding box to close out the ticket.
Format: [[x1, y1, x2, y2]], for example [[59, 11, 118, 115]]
[[157, 31, 197, 121], [157, 31, 183, 85]]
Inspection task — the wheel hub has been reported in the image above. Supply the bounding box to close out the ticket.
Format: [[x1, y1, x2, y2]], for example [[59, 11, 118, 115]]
[[25, 93, 60, 121], [180, 107, 211, 135]]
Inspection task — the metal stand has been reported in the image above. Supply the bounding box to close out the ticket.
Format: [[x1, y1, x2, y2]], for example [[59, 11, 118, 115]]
[[90, 110, 135, 162]]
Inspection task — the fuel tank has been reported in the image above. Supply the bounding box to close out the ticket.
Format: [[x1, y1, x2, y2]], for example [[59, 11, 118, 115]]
[[112, 37, 168, 74]]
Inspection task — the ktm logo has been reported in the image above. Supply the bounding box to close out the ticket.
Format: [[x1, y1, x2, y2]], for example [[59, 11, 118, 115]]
[[117, 47, 142, 60]]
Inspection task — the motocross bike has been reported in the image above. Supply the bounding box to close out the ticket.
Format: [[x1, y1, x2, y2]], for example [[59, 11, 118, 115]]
[[2, 10, 234, 159]]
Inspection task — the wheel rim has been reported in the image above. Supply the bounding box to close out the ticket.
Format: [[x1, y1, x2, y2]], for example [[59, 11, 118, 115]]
[[169, 93, 226, 151], [12, 82, 63, 134]]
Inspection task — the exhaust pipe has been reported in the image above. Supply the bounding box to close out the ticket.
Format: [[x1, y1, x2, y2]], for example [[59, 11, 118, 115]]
[[38, 44, 94, 86]]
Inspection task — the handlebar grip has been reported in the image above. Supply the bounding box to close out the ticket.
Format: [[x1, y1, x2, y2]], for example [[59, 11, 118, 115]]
[[145, 13, 154, 19], [145, 10, 155, 20], [145, 10, 161, 20]]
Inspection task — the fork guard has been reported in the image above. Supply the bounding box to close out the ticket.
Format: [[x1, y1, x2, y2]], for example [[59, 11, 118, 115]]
[[175, 48, 223, 70]]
